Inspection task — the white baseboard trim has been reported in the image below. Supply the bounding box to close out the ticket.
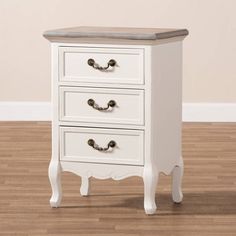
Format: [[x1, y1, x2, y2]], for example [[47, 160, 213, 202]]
[[0, 102, 236, 122], [183, 103, 236, 122], [0, 102, 52, 121]]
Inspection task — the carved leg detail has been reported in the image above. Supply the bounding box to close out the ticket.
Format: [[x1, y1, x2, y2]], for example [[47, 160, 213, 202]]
[[48, 160, 62, 207], [80, 177, 90, 196], [172, 158, 184, 203], [143, 166, 158, 215]]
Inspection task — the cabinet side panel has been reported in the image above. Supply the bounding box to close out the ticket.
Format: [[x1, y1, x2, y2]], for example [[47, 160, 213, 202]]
[[151, 42, 183, 174]]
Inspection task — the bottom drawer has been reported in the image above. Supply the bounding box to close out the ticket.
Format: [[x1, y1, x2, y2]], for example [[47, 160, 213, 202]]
[[60, 127, 144, 166]]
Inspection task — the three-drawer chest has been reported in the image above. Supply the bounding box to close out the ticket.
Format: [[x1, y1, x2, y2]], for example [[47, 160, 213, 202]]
[[43, 27, 188, 214]]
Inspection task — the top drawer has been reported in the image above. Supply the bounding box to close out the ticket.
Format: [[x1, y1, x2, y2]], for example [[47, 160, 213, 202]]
[[59, 47, 144, 85]]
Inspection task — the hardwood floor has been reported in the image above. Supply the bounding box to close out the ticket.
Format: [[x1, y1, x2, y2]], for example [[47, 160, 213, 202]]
[[0, 122, 236, 235]]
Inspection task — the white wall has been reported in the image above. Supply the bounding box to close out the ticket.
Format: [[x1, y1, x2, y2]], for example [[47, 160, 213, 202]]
[[0, 0, 236, 103]]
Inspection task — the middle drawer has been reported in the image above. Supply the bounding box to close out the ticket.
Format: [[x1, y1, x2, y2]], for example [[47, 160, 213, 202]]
[[59, 87, 144, 126]]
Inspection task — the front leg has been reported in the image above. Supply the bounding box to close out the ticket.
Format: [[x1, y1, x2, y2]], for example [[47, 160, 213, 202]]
[[172, 158, 184, 203], [48, 160, 62, 207], [80, 177, 90, 196], [143, 166, 158, 215]]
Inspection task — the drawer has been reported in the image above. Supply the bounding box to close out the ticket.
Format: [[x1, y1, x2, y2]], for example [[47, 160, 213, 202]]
[[59, 87, 144, 125], [59, 47, 144, 85], [60, 127, 144, 165]]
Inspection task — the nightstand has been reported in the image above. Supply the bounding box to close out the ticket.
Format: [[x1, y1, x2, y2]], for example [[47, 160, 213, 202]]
[[43, 26, 188, 214]]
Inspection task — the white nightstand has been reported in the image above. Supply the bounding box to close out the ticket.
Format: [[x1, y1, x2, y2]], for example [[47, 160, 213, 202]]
[[44, 27, 188, 214]]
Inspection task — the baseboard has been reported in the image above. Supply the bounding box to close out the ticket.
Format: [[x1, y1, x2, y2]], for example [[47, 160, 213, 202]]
[[0, 102, 52, 121], [183, 103, 236, 122], [0, 102, 236, 122]]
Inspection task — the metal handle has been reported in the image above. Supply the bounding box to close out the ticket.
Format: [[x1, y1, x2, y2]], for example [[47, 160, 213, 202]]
[[87, 99, 116, 111], [87, 58, 116, 70], [87, 139, 116, 151]]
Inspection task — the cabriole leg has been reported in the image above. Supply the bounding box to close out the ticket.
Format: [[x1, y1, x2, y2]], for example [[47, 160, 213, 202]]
[[172, 158, 184, 203], [143, 166, 158, 215], [48, 160, 62, 207]]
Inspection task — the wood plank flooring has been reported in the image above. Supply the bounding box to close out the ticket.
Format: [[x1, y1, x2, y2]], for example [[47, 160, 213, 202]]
[[0, 122, 236, 235]]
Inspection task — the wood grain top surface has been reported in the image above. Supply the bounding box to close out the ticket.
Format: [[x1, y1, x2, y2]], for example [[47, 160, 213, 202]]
[[43, 26, 189, 42]]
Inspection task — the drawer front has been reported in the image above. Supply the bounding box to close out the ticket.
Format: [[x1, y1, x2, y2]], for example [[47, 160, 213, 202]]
[[59, 87, 144, 125], [59, 47, 144, 85], [60, 127, 144, 166]]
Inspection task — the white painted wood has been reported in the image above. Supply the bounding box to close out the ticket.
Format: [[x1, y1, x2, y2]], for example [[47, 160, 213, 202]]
[[46, 34, 187, 214], [59, 121, 145, 130], [61, 161, 143, 180], [58, 42, 148, 49], [59, 87, 144, 125], [150, 42, 183, 175], [143, 166, 158, 215], [49, 43, 62, 207], [59, 47, 144, 85], [80, 177, 90, 196], [60, 127, 144, 165], [172, 158, 184, 203], [48, 160, 62, 207], [59, 81, 145, 89], [141, 46, 158, 215], [139, 41, 184, 214], [2, 102, 236, 122]]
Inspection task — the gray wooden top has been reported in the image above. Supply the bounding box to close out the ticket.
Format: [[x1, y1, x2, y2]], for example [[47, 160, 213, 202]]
[[43, 26, 188, 42]]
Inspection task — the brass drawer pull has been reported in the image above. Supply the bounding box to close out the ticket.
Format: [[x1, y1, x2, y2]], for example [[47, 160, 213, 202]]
[[87, 99, 116, 111], [87, 58, 116, 70], [87, 139, 116, 151]]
